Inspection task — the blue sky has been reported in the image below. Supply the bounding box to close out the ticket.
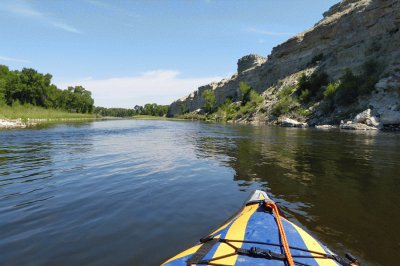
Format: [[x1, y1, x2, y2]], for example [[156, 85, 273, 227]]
[[0, 0, 338, 107]]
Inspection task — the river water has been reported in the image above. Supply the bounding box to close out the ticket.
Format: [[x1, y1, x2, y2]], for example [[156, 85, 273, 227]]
[[0, 120, 399, 265]]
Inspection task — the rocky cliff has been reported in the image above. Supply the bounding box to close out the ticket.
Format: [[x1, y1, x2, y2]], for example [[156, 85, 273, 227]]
[[168, 54, 267, 115], [168, 0, 400, 129]]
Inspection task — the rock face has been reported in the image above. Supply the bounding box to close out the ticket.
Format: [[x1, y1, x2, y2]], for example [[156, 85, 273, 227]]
[[340, 121, 378, 130], [338, 108, 382, 130], [237, 54, 267, 74], [353, 109, 380, 127], [278, 118, 308, 128], [168, 0, 400, 127]]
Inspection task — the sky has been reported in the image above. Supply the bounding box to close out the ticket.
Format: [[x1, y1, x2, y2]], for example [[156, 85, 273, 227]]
[[0, 0, 339, 108]]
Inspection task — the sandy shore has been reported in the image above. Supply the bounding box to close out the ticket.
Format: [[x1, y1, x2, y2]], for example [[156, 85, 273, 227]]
[[0, 118, 92, 129], [0, 117, 113, 129], [0, 119, 35, 129]]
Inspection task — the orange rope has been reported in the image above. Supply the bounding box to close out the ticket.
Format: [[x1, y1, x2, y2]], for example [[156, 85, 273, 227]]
[[265, 202, 295, 266]]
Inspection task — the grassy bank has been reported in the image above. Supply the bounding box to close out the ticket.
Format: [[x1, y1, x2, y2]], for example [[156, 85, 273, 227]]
[[0, 104, 95, 121]]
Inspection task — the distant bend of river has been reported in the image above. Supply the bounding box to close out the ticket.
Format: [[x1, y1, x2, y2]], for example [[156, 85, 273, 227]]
[[0, 120, 399, 265]]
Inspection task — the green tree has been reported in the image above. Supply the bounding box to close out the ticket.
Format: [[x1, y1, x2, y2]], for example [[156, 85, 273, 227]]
[[359, 60, 379, 95], [297, 73, 310, 92], [334, 69, 359, 105], [0, 64, 95, 113], [323, 83, 339, 99], [239, 82, 252, 104], [296, 72, 329, 103], [202, 89, 216, 113], [0, 66, 7, 105], [134, 105, 143, 115]]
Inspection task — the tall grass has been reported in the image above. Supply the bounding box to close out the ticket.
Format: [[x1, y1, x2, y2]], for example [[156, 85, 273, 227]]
[[0, 103, 95, 120]]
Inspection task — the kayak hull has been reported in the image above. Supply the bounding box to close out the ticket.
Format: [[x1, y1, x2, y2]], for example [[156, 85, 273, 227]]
[[163, 190, 341, 266]]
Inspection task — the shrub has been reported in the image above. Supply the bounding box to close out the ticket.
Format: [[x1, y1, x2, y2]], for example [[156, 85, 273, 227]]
[[362, 60, 378, 76], [278, 86, 296, 98], [297, 73, 310, 92], [296, 107, 312, 117], [299, 89, 311, 103], [358, 60, 379, 95], [238, 90, 264, 115], [239, 104, 252, 115], [309, 72, 329, 98], [359, 75, 378, 95], [308, 53, 324, 66], [323, 82, 339, 99], [334, 69, 359, 105], [321, 61, 380, 109], [218, 98, 238, 120], [321, 83, 339, 113], [249, 90, 263, 105], [296, 72, 329, 103], [213, 85, 264, 121], [272, 97, 291, 117]]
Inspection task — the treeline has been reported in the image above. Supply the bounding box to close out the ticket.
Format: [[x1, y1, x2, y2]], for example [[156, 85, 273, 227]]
[[94, 103, 169, 117], [0, 65, 94, 113]]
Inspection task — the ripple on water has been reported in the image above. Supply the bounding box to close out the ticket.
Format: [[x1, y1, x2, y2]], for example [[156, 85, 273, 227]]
[[0, 120, 399, 265]]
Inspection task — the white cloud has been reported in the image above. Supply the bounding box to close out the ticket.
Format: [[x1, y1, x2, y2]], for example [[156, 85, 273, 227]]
[[52, 22, 82, 34], [56, 70, 224, 108], [0, 0, 81, 34], [2, 4, 43, 18], [247, 27, 293, 36], [0, 56, 30, 63]]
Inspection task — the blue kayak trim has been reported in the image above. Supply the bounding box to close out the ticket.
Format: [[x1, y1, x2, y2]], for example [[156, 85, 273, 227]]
[[163, 190, 342, 266]]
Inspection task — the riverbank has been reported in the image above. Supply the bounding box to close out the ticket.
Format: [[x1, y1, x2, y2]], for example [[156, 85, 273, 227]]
[[0, 104, 96, 129], [0, 113, 182, 129], [131, 115, 185, 121], [0, 117, 99, 129], [177, 107, 400, 132]]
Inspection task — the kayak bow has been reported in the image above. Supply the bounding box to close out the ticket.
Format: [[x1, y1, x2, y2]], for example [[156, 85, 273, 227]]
[[163, 190, 359, 266]]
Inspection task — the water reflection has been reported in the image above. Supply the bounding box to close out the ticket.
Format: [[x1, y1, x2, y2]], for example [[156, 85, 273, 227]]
[[192, 124, 400, 266]]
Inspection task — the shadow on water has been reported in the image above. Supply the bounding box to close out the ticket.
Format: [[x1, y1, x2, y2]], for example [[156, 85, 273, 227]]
[[192, 124, 400, 266]]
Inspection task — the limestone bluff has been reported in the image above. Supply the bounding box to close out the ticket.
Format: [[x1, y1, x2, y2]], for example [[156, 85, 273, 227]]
[[168, 0, 400, 130]]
